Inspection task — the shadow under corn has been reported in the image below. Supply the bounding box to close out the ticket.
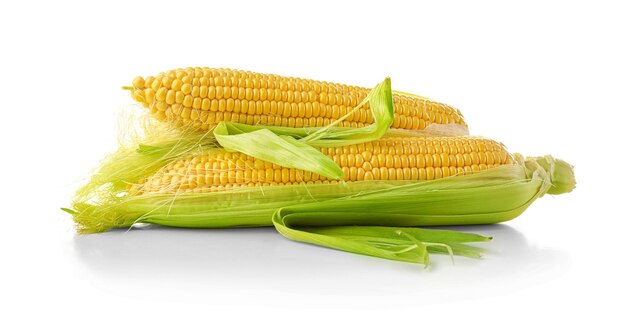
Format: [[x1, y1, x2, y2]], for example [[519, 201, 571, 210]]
[[72, 223, 569, 294]]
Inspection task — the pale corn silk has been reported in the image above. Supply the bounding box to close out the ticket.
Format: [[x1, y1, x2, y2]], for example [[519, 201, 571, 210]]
[[67, 74, 575, 266]]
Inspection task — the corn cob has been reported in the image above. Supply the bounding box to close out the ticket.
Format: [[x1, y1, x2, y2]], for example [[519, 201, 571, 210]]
[[127, 67, 466, 131], [130, 136, 512, 194]]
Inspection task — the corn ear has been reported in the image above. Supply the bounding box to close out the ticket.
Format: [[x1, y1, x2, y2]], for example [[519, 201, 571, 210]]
[[66, 112, 575, 265], [126, 67, 468, 133]]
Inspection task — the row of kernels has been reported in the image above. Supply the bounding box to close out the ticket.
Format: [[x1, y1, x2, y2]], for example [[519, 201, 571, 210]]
[[163, 107, 365, 128], [180, 179, 341, 193], [395, 95, 458, 116], [362, 165, 490, 181], [142, 84, 369, 109], [394, 97, 463, 123], [145, 164, 490, 192], [374, 138, 503, 155], [157, 68, 366, 94], [151, 97, 374, 122], [146, 74, 365, 103], [392, 115, 429, 130], [327, 150, 508, 169], [151, 167, 331, 190]]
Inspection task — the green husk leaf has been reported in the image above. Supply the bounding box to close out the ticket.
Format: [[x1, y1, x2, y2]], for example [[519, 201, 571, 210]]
[[275, 225, 491, 264], [212, 77, 394, 179], [213, 127, 343, 180]]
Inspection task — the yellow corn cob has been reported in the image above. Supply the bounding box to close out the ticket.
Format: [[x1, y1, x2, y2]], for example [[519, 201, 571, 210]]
[[131, 136, 511, 194], [128, 67, 466, 131]]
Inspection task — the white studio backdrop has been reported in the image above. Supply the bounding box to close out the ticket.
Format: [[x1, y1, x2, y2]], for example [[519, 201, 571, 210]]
[[0, 0, 624, 316]]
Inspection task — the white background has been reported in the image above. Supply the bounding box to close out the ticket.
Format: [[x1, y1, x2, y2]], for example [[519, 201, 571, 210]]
[[1, 0, 624, 315]]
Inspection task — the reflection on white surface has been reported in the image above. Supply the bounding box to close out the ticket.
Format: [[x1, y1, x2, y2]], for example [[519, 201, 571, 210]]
[[72, 224, 570, 305]]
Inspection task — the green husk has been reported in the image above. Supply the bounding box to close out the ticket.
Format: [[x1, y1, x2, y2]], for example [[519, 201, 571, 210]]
[[271, 155, 574, 264]]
